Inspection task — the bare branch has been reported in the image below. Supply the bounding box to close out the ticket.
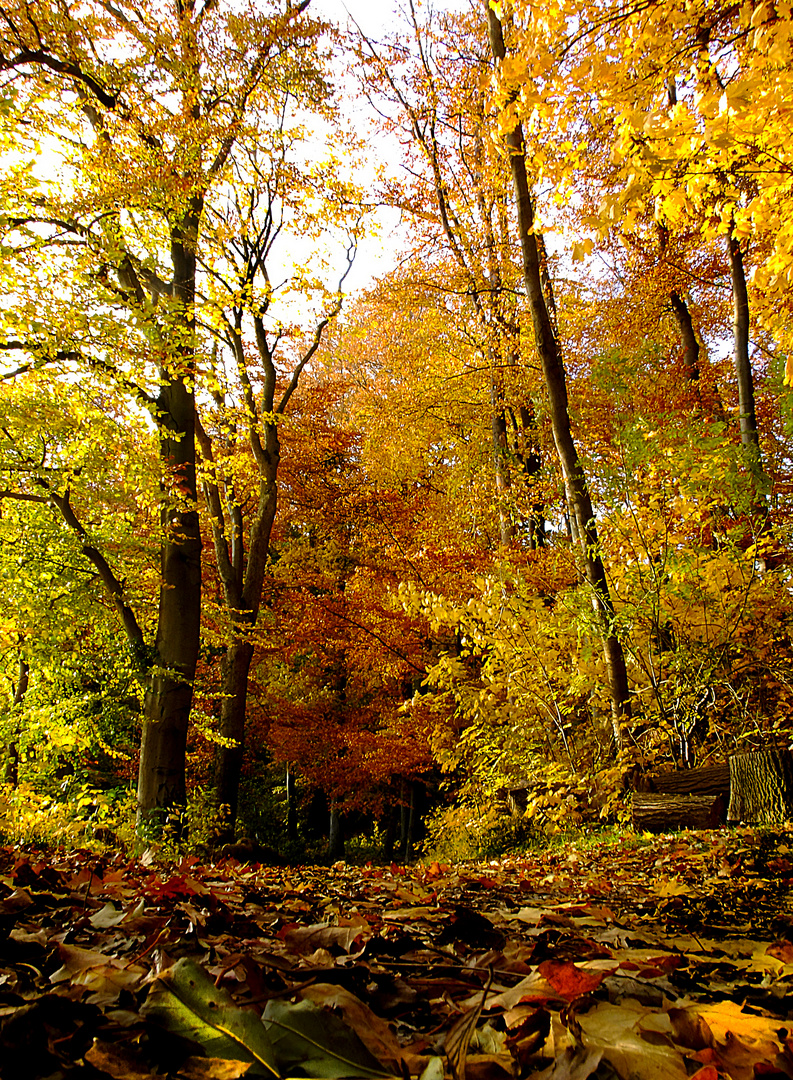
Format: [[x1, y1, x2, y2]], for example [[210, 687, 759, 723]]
[[277, 236, 357, 415]]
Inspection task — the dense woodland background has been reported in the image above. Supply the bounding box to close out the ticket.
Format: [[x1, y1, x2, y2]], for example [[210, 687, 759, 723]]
[[0, 0, 792, 859]]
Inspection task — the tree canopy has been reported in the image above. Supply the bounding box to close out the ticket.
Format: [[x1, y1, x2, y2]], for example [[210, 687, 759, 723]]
[[0, 0, 792, 857]]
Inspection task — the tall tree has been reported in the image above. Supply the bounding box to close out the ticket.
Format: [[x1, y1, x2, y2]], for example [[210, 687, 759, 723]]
[[0, 0, 319, 828], [501, 0, 790, 494], [196, 121, 359, 836], [484, 4, 631, 745]]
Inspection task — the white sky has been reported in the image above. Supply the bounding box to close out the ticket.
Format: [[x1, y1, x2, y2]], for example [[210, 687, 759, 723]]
[[310, 0, 411, 297]]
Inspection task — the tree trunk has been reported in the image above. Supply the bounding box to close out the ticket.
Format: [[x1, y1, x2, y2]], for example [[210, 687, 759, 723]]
[[485, 6, 630, 748], [400, 778, 416, 861], [669, 291, 701, 382], [209, 444, 279, 842], [286, 765, 298, 844], [137, 219, 203, 833], [384, 804, 398, 862], [328, 799, 344, 859], [727, 228, 766, 505], [727, 750, 793, 824], [213, 636, 255, 831], [650, 764, 730, 797], [492, 381, 514, 546], [203, 250, 343, 838], [137, 477, 201, 830], [3, 654, 28, 788], [633, 793, 725, 832]]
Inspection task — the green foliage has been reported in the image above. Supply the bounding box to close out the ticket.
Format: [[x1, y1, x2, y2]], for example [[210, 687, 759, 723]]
[[0, 630, 141, 794]]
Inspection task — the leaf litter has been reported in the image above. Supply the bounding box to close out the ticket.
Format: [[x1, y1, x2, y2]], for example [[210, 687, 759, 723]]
[[1, 826, 793, 1079]]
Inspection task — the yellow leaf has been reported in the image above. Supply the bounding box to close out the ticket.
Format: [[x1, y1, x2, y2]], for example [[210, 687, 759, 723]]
[[652, 877, 689, 897]]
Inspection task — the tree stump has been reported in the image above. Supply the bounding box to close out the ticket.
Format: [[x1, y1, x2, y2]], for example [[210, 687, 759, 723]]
[[633, 793, 725, 833], [727, 750, 793, 825]]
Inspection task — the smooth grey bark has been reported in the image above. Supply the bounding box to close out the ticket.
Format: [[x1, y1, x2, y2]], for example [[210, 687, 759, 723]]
[[485, 5, 631, 746]]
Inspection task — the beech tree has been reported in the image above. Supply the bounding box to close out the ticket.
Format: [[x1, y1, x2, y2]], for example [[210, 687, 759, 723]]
[[483, 4, 631, 745], [195, 116, 359, 837], [0, 0, 321, 828]]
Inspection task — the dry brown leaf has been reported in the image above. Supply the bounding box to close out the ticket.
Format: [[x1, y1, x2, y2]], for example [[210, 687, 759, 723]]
[[177, 1057, 253, 1079], [576, 1000, 689, 1080], [84, 1039, 157, 1080]]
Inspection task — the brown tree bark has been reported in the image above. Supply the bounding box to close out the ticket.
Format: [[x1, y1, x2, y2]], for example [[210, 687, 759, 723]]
[[485, 6, 631, 747], [727, 227, 767, 509], [727, 750, 793, 824], [633, 793, 725, 832], [649, 764, 730, 797], [669, 291, 701, 382], [137, 208, 203, 829]]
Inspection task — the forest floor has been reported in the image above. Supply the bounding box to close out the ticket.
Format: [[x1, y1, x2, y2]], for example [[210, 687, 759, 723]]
[[1, 826, 793, 1080]]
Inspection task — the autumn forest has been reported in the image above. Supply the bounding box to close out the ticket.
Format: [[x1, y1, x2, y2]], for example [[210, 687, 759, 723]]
[[0, 0, 792, 863]]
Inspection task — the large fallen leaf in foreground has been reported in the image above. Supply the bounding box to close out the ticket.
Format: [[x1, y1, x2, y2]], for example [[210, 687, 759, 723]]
[[300, 983, 406, 1071], [576, 1001, 689, 1080], [141, 958, 279, 1076], [537, 960, 609, 1000], [671, 1000, 788, 1080], [263, 997, 395, 1079]]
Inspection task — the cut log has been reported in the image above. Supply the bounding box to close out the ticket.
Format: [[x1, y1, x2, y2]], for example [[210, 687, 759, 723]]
[[650, 764, 730, 797], [727, 749, 793, 825], [495, 785, 532, 815], [633, 793, 726, 833]]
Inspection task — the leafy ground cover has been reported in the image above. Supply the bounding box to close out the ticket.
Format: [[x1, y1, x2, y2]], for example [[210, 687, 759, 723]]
[[2, 827, 793, 1080]]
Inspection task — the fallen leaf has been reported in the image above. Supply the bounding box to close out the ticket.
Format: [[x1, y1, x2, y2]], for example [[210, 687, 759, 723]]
[[537, 960, 609, 1000], [263, 997, 394, 1079], [141, 957, 278, 1076]]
